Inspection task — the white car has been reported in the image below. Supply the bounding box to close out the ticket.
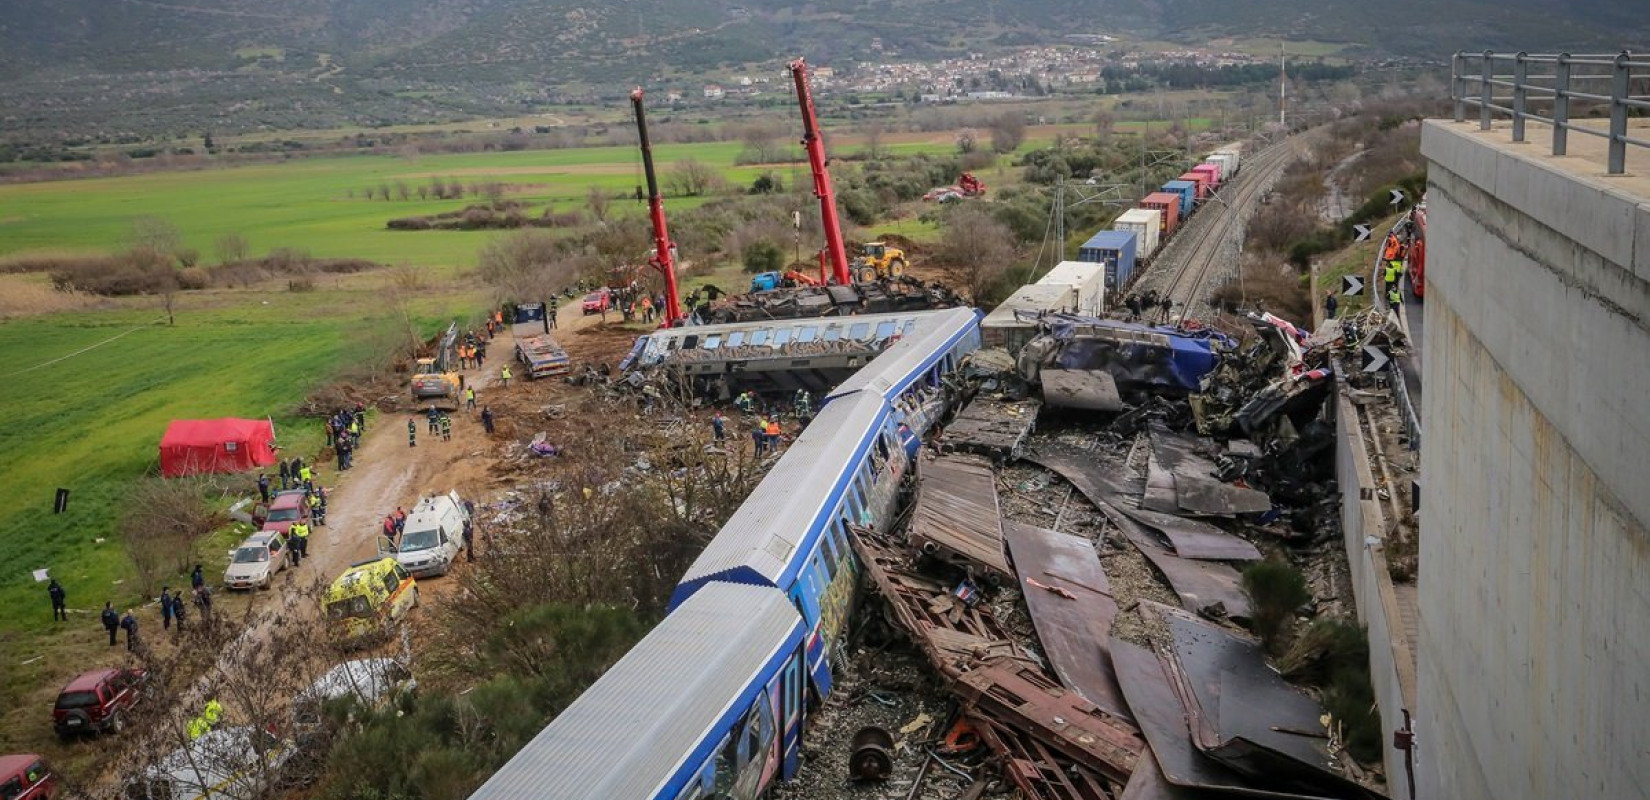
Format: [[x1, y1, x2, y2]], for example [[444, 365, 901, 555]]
[[223, 531, 290, 591], [379, 491, 470, 579]]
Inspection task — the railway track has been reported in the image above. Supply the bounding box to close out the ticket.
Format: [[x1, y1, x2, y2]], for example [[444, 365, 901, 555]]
[[1148, 135, 1310, 324]]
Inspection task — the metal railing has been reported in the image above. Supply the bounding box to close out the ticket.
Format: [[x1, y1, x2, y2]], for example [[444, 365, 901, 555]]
[[1452, 50, 1650, 174]]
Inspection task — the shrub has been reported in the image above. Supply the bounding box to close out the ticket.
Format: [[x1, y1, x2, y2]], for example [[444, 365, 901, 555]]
[[175, 267, 209, 290], [742, 239, 785, 274], [1240, 558, 1309, 653], [288, 277, 317, 292]]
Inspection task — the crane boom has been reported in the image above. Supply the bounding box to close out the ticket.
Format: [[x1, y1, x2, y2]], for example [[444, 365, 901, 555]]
[[788, 58, 852, 286], [630, 87, 685, 326]]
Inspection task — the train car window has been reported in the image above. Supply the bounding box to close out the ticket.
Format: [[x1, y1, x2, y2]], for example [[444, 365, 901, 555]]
[[818, 543, 837, 581], [752, 329, 771, 346], [682, 335, 699, 350], [849, 322, 870, 340], [713, 734, 736, 796], [823, 325, 842, 342], [727, 331, 745, 347], [875, 320, 897, 340], [797, 327, 818, 343], [773, 328, 792, 346], [903, 320, 917, 336], [831, 518, 851, 556], [704, 334, 722, 349]]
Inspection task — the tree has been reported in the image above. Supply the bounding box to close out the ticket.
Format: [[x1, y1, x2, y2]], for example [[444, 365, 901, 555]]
[[478, 230, 576, 301], [862, 124, 885, 160], [214, 233, 249, 265], [936, 205, 1015, 304], [1091, 108, 1116, 138], [203, 132, 216, 153], [395, 181, 410, 201], [955, 129, 978, 154], [119, 477, 222, 596], [585, 186, 611, 223], [742, 240, 784, 274], [737, 122, 786, 164], [989, 113, 1027, 154], [666, 158, 723, 197], [1241, 559, 1310, 654]]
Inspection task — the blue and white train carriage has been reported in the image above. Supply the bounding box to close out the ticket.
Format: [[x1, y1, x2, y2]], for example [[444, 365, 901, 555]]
[[467, 306, 984, 800]]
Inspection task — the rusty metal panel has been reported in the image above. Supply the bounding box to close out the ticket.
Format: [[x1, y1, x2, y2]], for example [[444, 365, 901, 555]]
[[1117, 507, 1262, 562], [1111, 640, 1332, 800], [971, 716, 1116, 800], [1002, 520, 1130, 719], [947, 397, 1040, 461], [954, 658, 1144, 784], [1149, 424, 1271, 516], [1025, 448, 1144, 501], [1103, 505, 1252, 622], [910, 454, 1014, 581]]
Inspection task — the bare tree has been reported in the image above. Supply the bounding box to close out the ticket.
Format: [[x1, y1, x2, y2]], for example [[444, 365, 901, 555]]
[[665, 158, 723, 197], [955, 129, 978, 154], [585, 186, 611, 223], [738, 121, 786, 164], [862, 124, 885, 160], [214, 233, 249, 265], [1091, 108, 1116, 138], [120, 477, 224, 597], [416, 185, 429, 200], [988, 112, 1027, 154], [378, 183, 392, 201], [395, 181, 410, 201], [936, 205, 1016, 304], [478, 230, 578, 301]]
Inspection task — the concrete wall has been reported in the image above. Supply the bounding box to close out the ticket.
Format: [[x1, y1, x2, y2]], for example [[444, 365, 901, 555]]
[[1334, 390, 1417, 800], [1417, 121, 1650, 800]]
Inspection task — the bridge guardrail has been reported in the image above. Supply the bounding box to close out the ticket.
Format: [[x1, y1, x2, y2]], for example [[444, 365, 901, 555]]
[[1452, 50, 1650, 175]]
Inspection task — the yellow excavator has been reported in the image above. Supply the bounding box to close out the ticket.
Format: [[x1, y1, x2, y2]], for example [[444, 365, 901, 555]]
[[852, 242, 907, 283], [410, 322, 461, 411]]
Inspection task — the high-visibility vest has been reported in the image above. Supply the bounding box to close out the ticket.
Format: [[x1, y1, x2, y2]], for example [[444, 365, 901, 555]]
[[1384, 263, 1399, 283], [299, 466, 312, 482], [501, 367, 512, 379], [291, 523, 308, 540], [765, 421, 781, 436], [1388, 288, 1402, 305], [1383, 236, 1401, 260]]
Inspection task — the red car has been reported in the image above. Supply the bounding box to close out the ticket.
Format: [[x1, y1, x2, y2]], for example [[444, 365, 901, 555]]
[[581, 289, 612, 315], [0, 755, 56, 800], [52, 668, 147, 739], [261, 490, 310, 536]]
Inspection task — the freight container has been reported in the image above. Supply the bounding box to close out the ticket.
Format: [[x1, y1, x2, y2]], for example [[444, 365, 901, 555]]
[[1207, 153, 1237, 181], [1211, 146, 1242, 176], [1198, 159, 1224, 184], [1036, 260, 1108, 315], [981, 284, 1077, 354], [1138, 193, 1181, 236], [1113, 209, 1162, 259], [1161, 181, 1197, 219], [1179, 171, 1212, 200], [1076, 230, 1139, 293], [1192, 163, 1220, 189]]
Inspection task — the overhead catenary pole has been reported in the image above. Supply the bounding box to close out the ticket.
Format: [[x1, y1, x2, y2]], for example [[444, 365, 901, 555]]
[[630, 87, 684, 326], [789, 57, 853, 286]]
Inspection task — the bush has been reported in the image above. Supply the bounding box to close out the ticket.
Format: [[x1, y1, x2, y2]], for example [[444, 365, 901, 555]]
[[175, 266, 209, 290], [1240, 558, 1309, 653], [742, 239, 785, 274]]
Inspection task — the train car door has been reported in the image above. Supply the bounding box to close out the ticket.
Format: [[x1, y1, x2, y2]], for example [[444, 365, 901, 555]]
[[780, 645, 806, 778]]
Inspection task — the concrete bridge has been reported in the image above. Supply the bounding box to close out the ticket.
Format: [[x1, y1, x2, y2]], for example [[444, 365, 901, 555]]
[[1417, 97, 1650, 798]]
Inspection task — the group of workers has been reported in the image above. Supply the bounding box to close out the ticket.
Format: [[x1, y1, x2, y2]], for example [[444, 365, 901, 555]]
[[1382, 225, 1413, 311], [322, 405, 367, 470], [715, 388, 818, 455], [88, 565, 212, 651]]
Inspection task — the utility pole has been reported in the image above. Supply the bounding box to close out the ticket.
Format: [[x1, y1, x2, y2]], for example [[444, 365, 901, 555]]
[[1279, 42, 1288, 127]]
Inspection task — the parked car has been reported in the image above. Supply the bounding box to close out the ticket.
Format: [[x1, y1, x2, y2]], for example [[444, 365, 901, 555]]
[[377, 491, 469, 579], [122, 727, 294, 800], [322, 558, 419, 643], [581, 288, 611, 315], [223, 531, 290, 591], [52, 668, 147, 740], [260, 491, 309, 537], [0, 754, 57, 800]]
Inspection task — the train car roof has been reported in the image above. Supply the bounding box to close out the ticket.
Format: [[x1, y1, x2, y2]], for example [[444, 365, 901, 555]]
[[467, 582, 803, 800], [672, 391, 888, 603], [825, 306, 979, 402]]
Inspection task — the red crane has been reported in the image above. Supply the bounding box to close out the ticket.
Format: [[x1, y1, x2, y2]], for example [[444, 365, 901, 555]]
[[630, 87, 685, 326], [788, 58, 852, 286]]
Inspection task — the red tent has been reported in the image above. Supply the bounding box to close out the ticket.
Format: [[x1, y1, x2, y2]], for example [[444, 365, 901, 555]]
[[159, 418, 278, 478]]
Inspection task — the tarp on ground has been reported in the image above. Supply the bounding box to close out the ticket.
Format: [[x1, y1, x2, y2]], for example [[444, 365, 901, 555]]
[[159, 418, 278, 478]]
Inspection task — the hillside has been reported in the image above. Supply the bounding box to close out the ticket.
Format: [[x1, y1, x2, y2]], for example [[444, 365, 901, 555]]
[[0, 0, 1638, 139]]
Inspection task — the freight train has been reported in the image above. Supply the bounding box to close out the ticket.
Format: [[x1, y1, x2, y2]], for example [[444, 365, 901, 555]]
[[1069, 142, 1245, 301], [467, 307, 982, 800]]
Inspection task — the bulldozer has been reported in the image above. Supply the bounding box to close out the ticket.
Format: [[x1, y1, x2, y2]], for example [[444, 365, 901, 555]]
[[852, 242, 907, 283], [409, 322, 462, 411]]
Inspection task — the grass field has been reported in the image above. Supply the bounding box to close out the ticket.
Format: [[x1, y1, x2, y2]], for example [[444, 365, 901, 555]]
[[0, 121, 1178, 273]]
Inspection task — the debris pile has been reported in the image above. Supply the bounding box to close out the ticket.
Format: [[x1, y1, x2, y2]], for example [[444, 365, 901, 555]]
[[702, 277, 961, 324]]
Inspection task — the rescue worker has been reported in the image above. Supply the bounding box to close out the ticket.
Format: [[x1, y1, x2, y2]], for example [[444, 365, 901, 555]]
[[500, 365, 512, 388], [171, 591, 186, 632], [1325, 291, 1338, 320], [278, 460, 291, 490], [101, 601, 119, 646], [257, 472, 270, 504], [440, 414, 452, 442], [298, 462, 312, 485], [765, 415, 782, 451], [465, 386, 477, 410], [408, 417, 417, 447], [194, 585, 213, 624], [481, 406, 496, 435], [160, 587, 174, 630], [1388, 285, 1403, 313], [427, 406, 441, 434], [752, 417, 767, 456], [393, 507, 406, 536], [307, 492, 323, 526], [1383, 233, 1404, 290], [48, 578, 67, 622], [290, 520, 310, 565], [382, 514, 398, 543], [120, 609, 138, 651], [711, 410, 726, 441], [191, 564, 205, 591], [354, 403, 367, 432]]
